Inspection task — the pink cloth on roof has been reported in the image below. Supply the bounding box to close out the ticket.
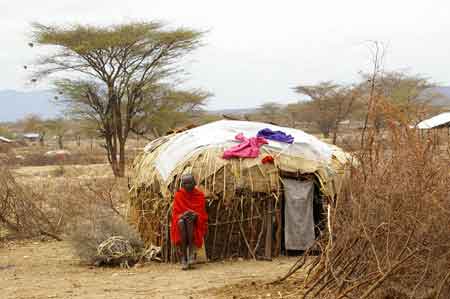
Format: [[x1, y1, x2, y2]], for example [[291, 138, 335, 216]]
[[223, 133, 268, 159]]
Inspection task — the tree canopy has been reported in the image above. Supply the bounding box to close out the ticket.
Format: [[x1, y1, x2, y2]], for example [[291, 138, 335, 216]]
[[293, 82, 362, 143]]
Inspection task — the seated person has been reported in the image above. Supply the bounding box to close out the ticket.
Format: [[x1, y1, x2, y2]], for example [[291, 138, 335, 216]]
[[170, 174, 208, 270]]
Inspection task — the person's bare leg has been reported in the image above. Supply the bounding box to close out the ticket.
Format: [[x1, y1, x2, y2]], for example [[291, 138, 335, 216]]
[[177, 219, 188, 269], [186, 219, 195, 265]]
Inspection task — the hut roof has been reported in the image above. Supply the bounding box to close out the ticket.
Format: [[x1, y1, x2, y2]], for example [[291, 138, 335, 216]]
[[417, 112, 450, 129], [131, 120, 349, 199], [0, 136, 13, 143]]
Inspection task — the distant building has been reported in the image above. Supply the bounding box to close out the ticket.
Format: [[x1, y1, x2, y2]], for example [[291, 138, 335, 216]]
[[417, 112, 450, 129], [22, 133, 40, 142]]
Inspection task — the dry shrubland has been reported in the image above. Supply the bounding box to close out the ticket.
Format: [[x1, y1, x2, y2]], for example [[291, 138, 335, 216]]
[[0, 167, 61, 239], [281, 104, 450, 298], [0, 161, 144, 266], [46, 176, 144, 265]]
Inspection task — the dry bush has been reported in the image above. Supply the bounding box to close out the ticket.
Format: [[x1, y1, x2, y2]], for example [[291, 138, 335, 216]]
[[280, 105, 450, 298], [0, 165, 141, 267], [1, 162, 128, 241], [0, 143, 12, 154], [23, 176, 128, 234], [25, 175, 143, 266], [0, 167, 61, 239], [0, 144, 16, 166], [68, 211, 143, 266], [62, 177, 127, 219]]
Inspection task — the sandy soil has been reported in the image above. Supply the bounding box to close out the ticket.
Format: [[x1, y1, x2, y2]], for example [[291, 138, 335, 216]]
[[0, 240, 298, 299]]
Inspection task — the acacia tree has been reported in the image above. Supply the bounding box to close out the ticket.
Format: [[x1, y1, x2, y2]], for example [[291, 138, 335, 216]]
[[257, 102, 283, 124], [293, 82, 361, 144], [353, 71, 437, 136], [375, 71, 435, 125], [285, 102, 304, 128], [31, 22, 205, 176]]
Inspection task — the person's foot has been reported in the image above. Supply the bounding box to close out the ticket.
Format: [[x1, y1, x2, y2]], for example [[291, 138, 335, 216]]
[[180, 256, 189, 270], [187, 247, 196, 266]]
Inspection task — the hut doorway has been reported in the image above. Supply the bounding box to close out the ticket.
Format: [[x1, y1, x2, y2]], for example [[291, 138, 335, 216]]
[[280, 176, 326, 256], [283, 179, 316, 251]]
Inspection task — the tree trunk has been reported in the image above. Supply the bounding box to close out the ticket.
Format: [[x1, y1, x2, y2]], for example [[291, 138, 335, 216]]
[[58, 135, 63, 149], [332, 124, 340, 145], [110, 153, 120, 177], [104, 132, 126, 177], [39, 132, 45, 146], [118, 141, 126, 177], [105, 133, 121, 177], [106, 141, 126, 177], [111, 144, 121, 177]]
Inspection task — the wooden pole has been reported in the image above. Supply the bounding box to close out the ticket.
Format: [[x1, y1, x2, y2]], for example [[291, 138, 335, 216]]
[[211, 200, 221, 259], [265, 197, 273, 260]]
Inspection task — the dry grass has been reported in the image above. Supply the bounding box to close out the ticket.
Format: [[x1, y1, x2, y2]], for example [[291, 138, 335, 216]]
[[0, 137, 149, 269], [1, 162, 128, 236], [11, 148, 107, 167], [0, 161, 140, 267]]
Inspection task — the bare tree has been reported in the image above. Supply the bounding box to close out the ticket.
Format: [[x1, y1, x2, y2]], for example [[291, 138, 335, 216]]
[[360, 41, 385, 147]]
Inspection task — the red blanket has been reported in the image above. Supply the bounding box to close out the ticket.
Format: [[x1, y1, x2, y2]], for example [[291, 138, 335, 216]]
[[170, 187, 208, 248]]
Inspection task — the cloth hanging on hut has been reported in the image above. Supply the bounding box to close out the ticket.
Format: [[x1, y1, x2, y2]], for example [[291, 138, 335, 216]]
[[222, 133, 268, 159], [283, 179, 315, 250], [257, 128, 294, 144]]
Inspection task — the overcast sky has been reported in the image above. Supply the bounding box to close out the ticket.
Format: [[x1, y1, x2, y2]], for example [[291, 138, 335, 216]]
[[1, 0, 450, 109]]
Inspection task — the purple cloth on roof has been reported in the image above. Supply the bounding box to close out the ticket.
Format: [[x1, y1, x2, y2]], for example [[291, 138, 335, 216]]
[[257, 128, 294, 144]]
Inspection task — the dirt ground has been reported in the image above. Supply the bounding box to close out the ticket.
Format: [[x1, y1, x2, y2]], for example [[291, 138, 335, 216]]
[[0, 240, 301, 299]]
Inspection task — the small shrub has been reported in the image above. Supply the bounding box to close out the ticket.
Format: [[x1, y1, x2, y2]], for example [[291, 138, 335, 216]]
[[68, 211, 143, 266]]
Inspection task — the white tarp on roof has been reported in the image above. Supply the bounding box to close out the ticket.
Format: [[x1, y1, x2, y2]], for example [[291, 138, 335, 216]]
[[145, 120, 333, 181], [0, 136, 12, 143], [417, 112, 450, 129]]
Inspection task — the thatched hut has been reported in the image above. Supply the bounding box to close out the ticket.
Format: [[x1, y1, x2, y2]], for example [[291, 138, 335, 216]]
[[128, 120, 349, 262]]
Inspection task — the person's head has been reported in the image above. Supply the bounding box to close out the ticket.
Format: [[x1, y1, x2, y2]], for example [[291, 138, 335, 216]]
[[181, 174, 196, 192]]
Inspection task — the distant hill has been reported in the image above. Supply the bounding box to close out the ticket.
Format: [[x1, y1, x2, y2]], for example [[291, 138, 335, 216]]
[[421, 86, 450, 107], [207, 108, 259, 116], [0, 90, 61, 122], [1, 86, 448, 123]]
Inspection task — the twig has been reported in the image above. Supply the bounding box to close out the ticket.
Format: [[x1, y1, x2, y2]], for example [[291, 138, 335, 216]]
[[360, 249, 419, 299], [435, 271, 450, 299], [39, 229, 63, 241]]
